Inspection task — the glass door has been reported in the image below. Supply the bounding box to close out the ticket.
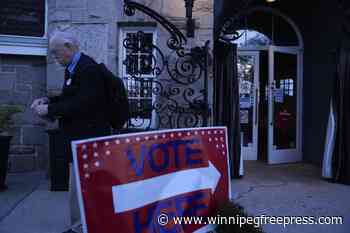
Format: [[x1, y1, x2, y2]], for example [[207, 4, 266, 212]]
[[238, 51, 259, 160], [268, 46, 302, 164]]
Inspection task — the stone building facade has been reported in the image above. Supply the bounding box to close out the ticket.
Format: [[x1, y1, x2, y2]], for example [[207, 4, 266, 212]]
[[0, 0, 213, 172], [47, 0, 213, 91], [0, 55, 47, 172]]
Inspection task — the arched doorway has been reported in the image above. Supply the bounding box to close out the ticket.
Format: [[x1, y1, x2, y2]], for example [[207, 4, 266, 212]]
[[233, 7, 303, 164]]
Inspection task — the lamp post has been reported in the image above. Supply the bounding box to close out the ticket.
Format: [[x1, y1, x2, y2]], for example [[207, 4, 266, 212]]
[[184, 0, 195, 38]]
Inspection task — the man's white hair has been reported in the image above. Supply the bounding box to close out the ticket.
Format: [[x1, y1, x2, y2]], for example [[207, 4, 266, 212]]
[[49, 31, 80, 50]]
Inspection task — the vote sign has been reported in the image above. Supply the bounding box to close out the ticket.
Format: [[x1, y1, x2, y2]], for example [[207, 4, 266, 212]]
[[72, 127, 231, 233]]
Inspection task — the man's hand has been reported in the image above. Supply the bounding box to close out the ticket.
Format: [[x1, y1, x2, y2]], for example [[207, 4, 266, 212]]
[[31, 97, 49, 109], [34, 104, 48, 116]]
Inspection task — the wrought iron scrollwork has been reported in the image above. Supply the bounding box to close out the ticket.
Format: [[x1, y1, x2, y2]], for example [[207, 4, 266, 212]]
[[166, 48, 203, 85], [124, 0, 187, 50], [123, 31, 165, 79], [216, 0, 255, 43], [122, 1, 210, 130]]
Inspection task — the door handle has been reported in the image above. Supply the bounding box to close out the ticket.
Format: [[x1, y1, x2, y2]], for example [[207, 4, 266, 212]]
[[255, 88, 258, 126]]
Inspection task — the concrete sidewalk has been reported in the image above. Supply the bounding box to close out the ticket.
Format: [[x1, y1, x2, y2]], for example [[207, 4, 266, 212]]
[[0, 172, 69, 233], [0, 162, 349, 233], [0, 172, 43, 222], [232, 161, 350, 233]]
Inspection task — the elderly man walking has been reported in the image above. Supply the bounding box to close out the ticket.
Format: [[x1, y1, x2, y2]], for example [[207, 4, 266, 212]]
[[31, 31, 111, 233]]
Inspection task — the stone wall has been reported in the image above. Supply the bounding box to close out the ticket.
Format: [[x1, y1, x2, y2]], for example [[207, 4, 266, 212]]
[[43, 0, 214, 169], [47, 0, 213, 93], [0, 55, 48, 172], [47, 0, 122, 94], [0, 0, 213, 173]]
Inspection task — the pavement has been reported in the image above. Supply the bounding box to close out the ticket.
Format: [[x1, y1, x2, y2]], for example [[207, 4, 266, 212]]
[[0, 161, 349, 233], [0, 172, 69, 233], [232, 161, 350, 233]]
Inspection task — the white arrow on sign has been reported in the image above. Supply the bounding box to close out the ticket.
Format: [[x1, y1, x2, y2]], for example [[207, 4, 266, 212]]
[[112, 162, 221, 214]]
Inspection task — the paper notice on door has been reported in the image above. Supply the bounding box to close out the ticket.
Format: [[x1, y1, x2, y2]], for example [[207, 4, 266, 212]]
[[274, 88, 284, 103], [240, 97, 252, 108], [240, 110, 249, 124]]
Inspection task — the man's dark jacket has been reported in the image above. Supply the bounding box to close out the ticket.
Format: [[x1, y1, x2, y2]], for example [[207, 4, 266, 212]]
[[48, 53, 111, 161]]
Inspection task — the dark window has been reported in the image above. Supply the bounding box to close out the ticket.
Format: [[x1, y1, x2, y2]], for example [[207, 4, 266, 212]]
[[0, 0, 45, 37], [125, 32, 154, 76], [122, 30, 155, 128]]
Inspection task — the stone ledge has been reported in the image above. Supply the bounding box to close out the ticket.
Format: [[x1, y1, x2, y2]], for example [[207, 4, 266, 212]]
[[8, 154, 38, 173], [9, 145, 35, 155]]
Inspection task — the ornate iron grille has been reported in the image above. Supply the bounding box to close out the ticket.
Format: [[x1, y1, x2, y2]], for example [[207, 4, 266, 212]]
[[122, 1, 210, 130]]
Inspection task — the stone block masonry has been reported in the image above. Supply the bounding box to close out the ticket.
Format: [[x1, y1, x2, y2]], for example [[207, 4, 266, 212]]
[[0, 55, 47, 172]]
